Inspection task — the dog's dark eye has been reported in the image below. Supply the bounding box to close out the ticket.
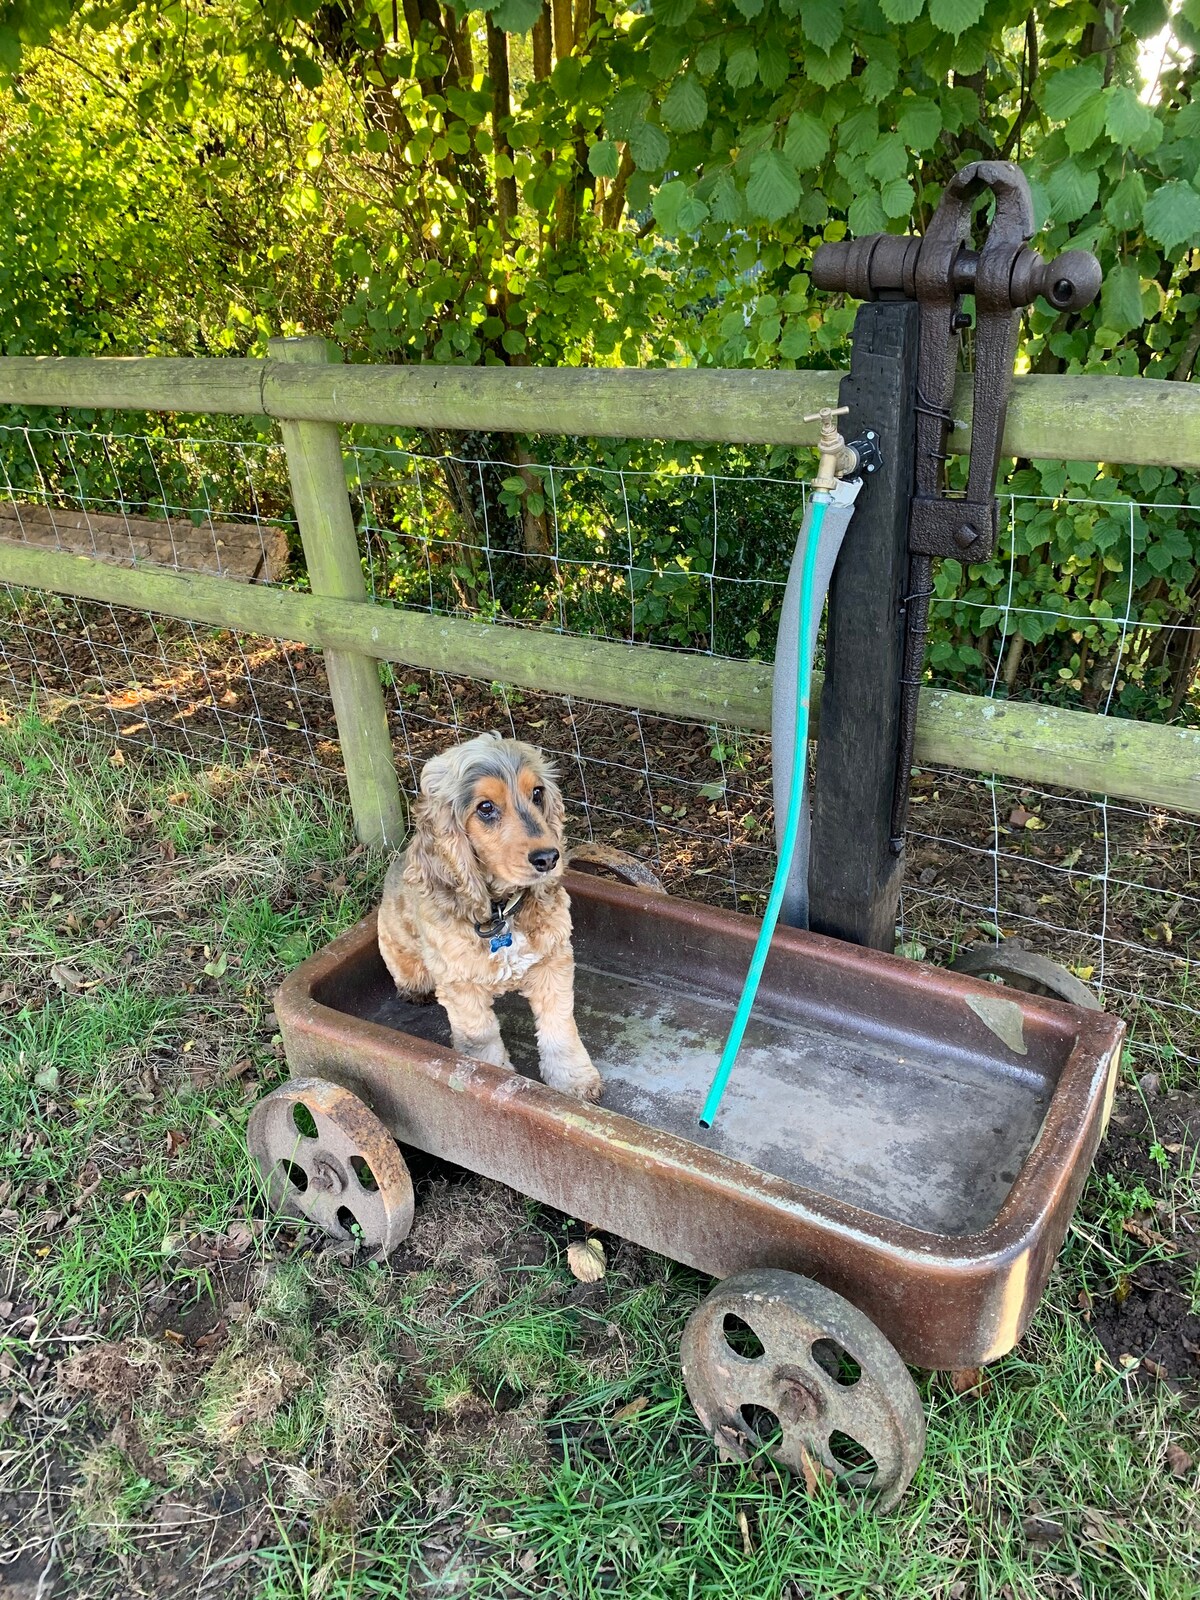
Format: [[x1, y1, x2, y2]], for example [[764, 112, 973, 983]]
[[531, 786, 544, 807], [476, 799, 499, 821]]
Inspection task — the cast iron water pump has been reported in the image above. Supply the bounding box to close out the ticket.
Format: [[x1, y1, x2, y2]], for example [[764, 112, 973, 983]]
[[812, 160, 1101, 852]]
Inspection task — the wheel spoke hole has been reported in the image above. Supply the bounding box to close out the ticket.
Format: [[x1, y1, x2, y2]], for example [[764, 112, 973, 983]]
[[292, 1103, 319, 1139], [723, 1314, 765, 1361], [281, 1159, 308, 1193], [828, 1430, 876, 1484], [738, 1404, 782, 1447], [349, 1155, 378, 1191], [812, 1338, 861, 1387], [336, 1205, 364, 1241]]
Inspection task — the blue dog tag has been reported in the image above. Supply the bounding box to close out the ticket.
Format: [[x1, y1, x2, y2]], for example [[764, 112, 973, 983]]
[[490, 926, 513, 953]]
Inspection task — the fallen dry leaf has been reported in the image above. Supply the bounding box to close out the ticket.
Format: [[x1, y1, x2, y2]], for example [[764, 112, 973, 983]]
[[949, 1367, 993, 1397], [567, 1237, 606, 1283], [1122, 1216, 1177, 1253], [714, 1423, 747, 1464], [49, 962, 101, 993], [611, 1395, 648, 1425], [799, 1445, 834, 1496], [164, 1128, 188, 1157], [1023, 1514, 1066, 1547], [737, 1507, 754, 1556], [1165, 1443, 1193, 1478]]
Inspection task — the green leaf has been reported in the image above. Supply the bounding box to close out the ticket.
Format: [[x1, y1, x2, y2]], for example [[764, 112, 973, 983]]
[[656, 0, 697, 24], [488, 0, 542, 32], [733, 0, 765, 15], [694, 38, 721, 74], [629, 121, 670, 171], [864, 132, 907, 183], [927, 0, 985, 34], [880, 176, 915, 218], [1100, 262, 1144, 333], [841, 107, 879, 158], [780, 319, 811, 357], [799, 0, 844, 52], [897, 97, 942, 149], [726, 45, 758, 88], [653, 178, 688, 235], [756, 35, 791, 89], [1064, 92, 1107, 154], [1044, 159, 1099, 223], [662, 74, 708, 133], [806, 39, 853, 86], [1104, 169, 1146, 230], [784, 111, 830, 169], [1104, 85, 1158, 150], [1042, 64, 1105, 122], [710, 169, 745, 223], [879, 0, 924, 19], [587, 139, 620, 179], [606, 87, 651, 140], [848, 187, 887, 234], [678, 195, 710, 232], [745, 149, 802, 221], [1143, 180, 1200, 251], [860, 38, 900, 102], [1125, 0, 1168, 35]]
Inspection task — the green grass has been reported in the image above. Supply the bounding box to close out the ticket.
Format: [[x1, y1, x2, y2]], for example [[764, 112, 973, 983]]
[[1, 706, 1198, 1600]]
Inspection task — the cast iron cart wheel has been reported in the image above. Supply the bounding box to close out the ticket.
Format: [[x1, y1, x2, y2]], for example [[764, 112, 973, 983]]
[[247, 1077, 414, 1256], [948, 940, 1101, 1010], [681, 1268, 925, 1511]]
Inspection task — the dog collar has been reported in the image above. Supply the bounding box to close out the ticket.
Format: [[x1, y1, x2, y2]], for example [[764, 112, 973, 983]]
[[474, 889, 528, 950]]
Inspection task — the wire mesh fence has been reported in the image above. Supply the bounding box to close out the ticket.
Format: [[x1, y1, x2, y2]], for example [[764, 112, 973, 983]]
[[0, 417, 1195, 1064]]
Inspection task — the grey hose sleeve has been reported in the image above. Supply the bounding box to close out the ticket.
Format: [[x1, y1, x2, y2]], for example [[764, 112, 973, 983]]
[[771, 494, 860, 929]]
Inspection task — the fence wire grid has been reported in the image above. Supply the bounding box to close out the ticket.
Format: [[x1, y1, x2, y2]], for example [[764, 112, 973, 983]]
[[0, 418, 1195, 1066]]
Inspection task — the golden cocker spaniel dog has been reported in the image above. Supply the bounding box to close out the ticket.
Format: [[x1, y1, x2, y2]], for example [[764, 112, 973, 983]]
[[378, 732, 601, 1102]]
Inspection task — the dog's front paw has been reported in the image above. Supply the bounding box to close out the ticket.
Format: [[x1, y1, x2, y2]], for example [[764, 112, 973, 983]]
[[542, 1051, 603, 1103]]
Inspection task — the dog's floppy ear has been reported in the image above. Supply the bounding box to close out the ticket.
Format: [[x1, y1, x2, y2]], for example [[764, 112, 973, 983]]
[[405, 746, 490, 920], [538, 759, 566, 836]]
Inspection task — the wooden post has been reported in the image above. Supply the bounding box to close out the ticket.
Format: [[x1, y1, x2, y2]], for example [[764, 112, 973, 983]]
[[808, 302, 919, 950], [269, 336, 405, 849]]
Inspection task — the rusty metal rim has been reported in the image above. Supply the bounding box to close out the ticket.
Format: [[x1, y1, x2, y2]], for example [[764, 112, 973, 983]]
[[277, 877, 1121, 1271]]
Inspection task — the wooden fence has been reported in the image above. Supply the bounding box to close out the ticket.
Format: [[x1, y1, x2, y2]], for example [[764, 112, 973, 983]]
[[0, 337, 1198, 848]]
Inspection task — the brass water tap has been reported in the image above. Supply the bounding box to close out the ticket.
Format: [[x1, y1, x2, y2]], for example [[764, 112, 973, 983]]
[[804, 406, 858, 492]]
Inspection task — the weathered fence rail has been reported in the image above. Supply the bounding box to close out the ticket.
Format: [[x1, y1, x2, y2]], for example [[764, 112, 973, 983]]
[[2, 354, 1199, 466], [1, 344, 1198, 844]]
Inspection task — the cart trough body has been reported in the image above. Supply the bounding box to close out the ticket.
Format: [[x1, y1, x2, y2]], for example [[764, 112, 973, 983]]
[[273, 870, 1123, 1382]]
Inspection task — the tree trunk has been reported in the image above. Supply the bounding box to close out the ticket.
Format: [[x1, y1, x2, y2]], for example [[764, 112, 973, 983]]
[[486, 17, 519, 234], [552, 0, 573, 59], [533, 3, 553, 79]]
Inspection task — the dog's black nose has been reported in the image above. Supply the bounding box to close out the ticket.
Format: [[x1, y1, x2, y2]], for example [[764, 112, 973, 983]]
[[528, 847, 560, 873]]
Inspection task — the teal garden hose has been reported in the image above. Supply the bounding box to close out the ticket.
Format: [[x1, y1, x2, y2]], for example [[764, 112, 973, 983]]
[[698, 471, 864, 1130]]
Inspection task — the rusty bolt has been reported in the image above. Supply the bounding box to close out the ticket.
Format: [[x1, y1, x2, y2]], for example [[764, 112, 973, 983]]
[[309, 1159, 345, 1195], [774, 1371, 824, 1424], [954, 524, 978, 550]]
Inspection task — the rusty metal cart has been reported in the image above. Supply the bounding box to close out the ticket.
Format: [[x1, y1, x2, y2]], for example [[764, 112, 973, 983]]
[[252, 866, 1123, 1509]]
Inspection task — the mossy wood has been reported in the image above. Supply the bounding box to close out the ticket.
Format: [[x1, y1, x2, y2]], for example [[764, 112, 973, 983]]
[[3, 539, 1197, 817], [0, 357, 1197, 466], [269, 337, 405, 850]]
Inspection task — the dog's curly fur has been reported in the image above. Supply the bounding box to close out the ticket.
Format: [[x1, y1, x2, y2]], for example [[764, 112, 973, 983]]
[[377, 732, 601, 1101]]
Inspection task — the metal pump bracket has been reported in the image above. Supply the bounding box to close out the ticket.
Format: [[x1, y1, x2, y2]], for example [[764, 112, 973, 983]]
[[811, 160, 1101, 851]]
